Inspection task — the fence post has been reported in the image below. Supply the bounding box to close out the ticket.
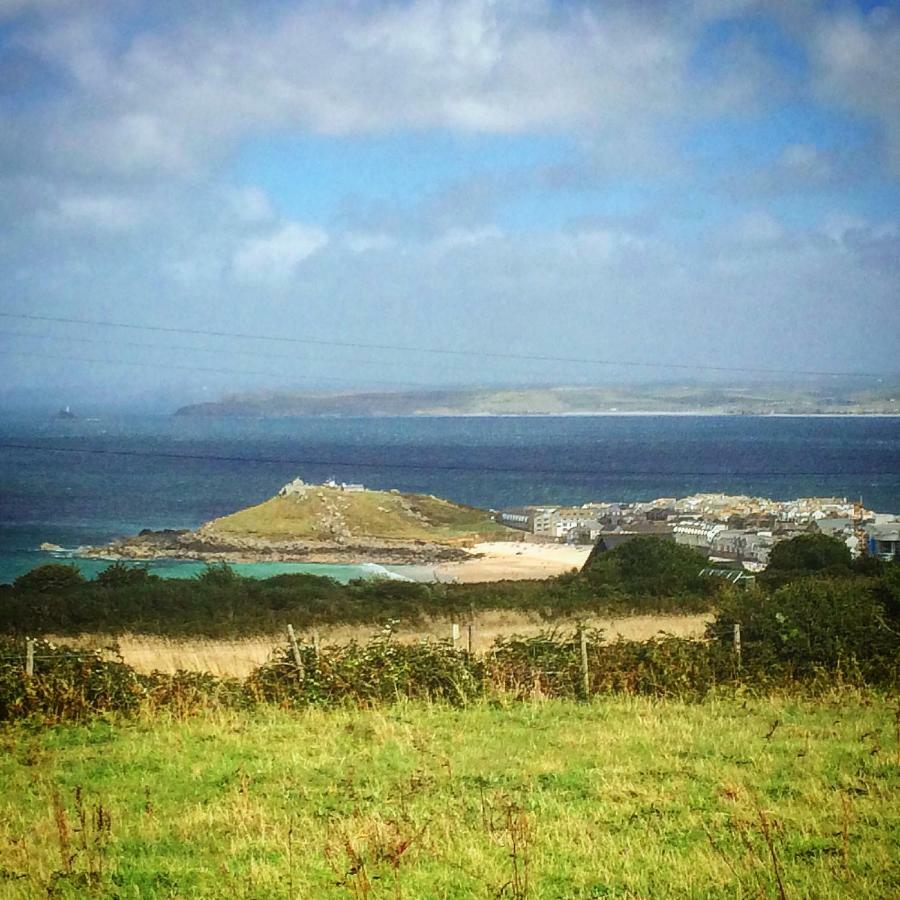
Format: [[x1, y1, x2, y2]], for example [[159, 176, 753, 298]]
[[467, 623, 474, 655], [450, 623, 460, 647], [25, 638, 35, 679], [733, 622, 742, 669], [286, 624, 305, 678], [579, 625, 590, 698], [312, 630, 321, 658]]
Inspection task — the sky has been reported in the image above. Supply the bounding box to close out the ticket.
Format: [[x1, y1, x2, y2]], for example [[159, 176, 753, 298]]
[[0, 0, 898, 408]]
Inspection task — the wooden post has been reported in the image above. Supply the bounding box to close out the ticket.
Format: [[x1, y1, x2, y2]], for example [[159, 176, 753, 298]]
[[733, 622, 742, 668], [286, 625, 304, 678], [312, 630, 321, 658], [450, 623, 460, 647], [25, 638, 34, 679], [467, 623, 474, 655], [579, 625, 590, 698]]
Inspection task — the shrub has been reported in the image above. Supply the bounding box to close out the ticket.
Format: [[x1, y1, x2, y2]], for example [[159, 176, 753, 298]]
[[13, 564, 85, 593], [763, 534, 852, 587], [248, 632, 484, 707], [581, 536, 712, 605], [710, 577, 898, 682], [0, 638, 146, 722], [94, 562, 160, 588]]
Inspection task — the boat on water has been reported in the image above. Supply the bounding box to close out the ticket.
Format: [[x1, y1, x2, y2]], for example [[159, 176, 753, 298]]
[[54, 405, 76, 420]]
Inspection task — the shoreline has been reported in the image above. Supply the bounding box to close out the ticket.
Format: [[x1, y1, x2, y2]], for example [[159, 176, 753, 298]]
[[433, 541, 591, 582], [172, 410, 900, 420], [66, 540, 591, 583]]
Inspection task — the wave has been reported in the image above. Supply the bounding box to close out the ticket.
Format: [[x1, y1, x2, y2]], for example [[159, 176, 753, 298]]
[[357, 562, 415, 582]]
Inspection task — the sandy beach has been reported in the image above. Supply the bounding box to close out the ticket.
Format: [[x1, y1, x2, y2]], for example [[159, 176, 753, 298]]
[[433, 541, 591, 582]]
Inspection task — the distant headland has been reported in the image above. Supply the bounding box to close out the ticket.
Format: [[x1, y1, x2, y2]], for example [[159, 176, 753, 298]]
[[80, 478, 514, 567], [174, 382, 900, 418]]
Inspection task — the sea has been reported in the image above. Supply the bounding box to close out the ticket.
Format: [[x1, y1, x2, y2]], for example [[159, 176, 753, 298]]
[[1, 412, 898, 585]]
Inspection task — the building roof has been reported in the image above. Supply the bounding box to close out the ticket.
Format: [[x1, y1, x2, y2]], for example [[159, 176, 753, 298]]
[[868, 524, 900, 541]]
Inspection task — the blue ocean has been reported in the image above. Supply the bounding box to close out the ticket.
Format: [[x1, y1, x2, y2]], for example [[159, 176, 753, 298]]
[[1, 413, 898, 585]]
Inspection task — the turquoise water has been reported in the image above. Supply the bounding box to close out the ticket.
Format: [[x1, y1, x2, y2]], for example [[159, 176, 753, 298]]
[[29, 553, 429, 584], [2, 413, 898, 584]]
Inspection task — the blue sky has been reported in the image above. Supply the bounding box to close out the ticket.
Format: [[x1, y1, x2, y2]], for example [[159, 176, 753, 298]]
[[0, 0, 898, 407]]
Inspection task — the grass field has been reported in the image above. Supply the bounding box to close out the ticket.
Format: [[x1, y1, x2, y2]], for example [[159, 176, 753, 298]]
[[53, 612, 711, 676], [1, 695, 897, 898]]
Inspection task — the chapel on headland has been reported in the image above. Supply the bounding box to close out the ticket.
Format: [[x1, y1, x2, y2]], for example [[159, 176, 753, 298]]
[[278, 477, 365, 497]]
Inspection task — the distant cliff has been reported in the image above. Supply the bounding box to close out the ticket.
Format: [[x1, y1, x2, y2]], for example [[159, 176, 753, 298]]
[[174, 383, 900, 417]]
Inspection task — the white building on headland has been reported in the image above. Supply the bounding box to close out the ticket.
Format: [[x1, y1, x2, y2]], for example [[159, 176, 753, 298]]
[[324, 477, 365, 492], [279, 477, 366, 497]]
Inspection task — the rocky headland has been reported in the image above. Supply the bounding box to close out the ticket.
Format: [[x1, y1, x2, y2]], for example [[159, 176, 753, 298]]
[[79, 479, 513, 566]]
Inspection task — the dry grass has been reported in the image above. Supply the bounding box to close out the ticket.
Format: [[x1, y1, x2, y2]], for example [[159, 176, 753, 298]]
[[50, 612, 710, 676]]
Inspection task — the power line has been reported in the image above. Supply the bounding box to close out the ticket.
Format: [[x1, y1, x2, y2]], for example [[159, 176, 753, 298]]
[[0, 441, 892, 479], [1, 311, 892, 380], [0, 350, 436, 391], [0, 328, 479, 377]]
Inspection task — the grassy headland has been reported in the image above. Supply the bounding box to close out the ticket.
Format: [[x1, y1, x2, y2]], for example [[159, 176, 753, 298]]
[[80, 484, 513, 567], [206, 486, 509, 543]]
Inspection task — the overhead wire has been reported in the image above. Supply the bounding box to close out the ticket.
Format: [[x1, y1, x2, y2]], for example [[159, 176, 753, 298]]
[[1, 310, 894, 379], [0, 349, 438, 391], [0, 441, 892, 479], [0, 328, 481, 377]]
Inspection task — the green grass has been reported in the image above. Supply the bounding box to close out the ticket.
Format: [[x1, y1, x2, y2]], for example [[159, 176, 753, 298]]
[[1, 696, 897, 898], [208, 487, 510, 543]]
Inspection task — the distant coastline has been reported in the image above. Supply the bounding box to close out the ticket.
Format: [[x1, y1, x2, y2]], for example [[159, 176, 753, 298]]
[[174, 383, 900, 419]]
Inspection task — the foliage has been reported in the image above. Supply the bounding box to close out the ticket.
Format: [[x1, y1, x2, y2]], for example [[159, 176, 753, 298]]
[[12, 563, 85, 593], [249, 630, 484, 708], [710, 577, 899, 682], [767, 533, 852, 572], [0, 638, 146, 722], [94, 562, 160, 588], [761, 533, 854, 589], [0, 559, 713, 637], [2, 599, 897, 725], [581, 536, 713, 604], [485, 631, 735, 701]]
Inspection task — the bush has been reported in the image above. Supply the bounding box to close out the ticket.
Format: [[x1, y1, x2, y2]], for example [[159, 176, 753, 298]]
[[763, 534, 852, 588], [710, 577, 898, 682], [248, 631, 484, 707], [94, 562, 160, 588], [0, 638, 146, 722], [581, 536, 713, 606], [13, 564, 85, 593]]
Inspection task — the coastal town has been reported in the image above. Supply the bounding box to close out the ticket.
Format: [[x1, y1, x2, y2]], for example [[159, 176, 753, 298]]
[[498, 493, 900, 570]]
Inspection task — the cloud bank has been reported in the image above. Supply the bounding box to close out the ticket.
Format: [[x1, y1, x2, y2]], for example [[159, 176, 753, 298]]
[[1, 0, 898, 402]]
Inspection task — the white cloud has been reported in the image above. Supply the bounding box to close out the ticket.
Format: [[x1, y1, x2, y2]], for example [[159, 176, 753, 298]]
[[344, 232, 397, 254], [37, 191, 143, 231], [809, 7, 900, 171], [232, 221, 328, 282], [226, 187, 275, 225], [8, 1, 710, 177], [430, 225, 503, 254]]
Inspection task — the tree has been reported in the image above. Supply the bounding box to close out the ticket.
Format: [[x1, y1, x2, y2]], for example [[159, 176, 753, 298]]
[[13, 564, 85, 593], [94, 562, 160, 588], [582, 536, 711, 601], [767, 533, 852, 573]]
